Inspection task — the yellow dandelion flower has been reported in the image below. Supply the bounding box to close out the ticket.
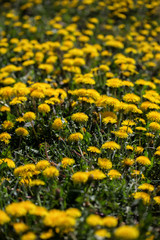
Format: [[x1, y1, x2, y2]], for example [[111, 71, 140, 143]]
[[72, 172, 89, 184], [122, 158, 134, 166], [108, 169, 121, 179], [52, 118, 66, 130], [95, 229, 111, 238], [2, 120, 14, 130], [138, 183, 154, 192], [149, 122, 160, 131], [0, 132, 11, 144], [36, 160, 51, 170], [66, 208, 81, 218], [23, 112, 36, 122], [102, 116, 117, 125], [114, 225, 139, 239], [40, 229, 54, 239], [146, 111, 160, 122], [38, 103, 51, 113], [43, 166, 59, 178], [106, 78, 122, 88], [87, 146, 101, 153], [89, 169, 106, 180], [86, 214, 103, 226], [98, 158, 112, 169], [71, 112, 88, 123], [101, 141, 121, 150], [21, 232, 37, 240], [153, 196, 160, 205], [133, 192, 150, 204], [123, 93, 140, 103], [102, 216, 118, 227], [15, 127, 29, 137], [136, 156, 151, 165], [13, 222, 29, 234], [68, 132, 83, 142], [61, 157, 75, 168], [0, 210, 10, 225], [111, 130, 128, 138]]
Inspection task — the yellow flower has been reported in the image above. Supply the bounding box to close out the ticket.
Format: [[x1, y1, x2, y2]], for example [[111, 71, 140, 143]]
[[98, 158, 112, 169], [106, 78, 122, 88], [35, 160, 51, 170], [89, 169, 106, 180], [136, 156, 151, 165], [122, 158, 134, 166], [133, 192, 150, 204], [146, 111, 160, 122], [108, 169, 121, 179], [43, 166, 59, 178], [15, 127, 29, 137], [68, 132, 83, 142], [52, 118, 64, 130], [30, 179, 45, 187], [23, 112, 36, 122], [138, 183, 154, 192], [111, 130, 128, 138], [21, 232, 37, 240], [153, 196, 160, 205], [0, 132, 11, 144], [40, 229, 54, 239], [114, 225, 139, 239], [102, 216, 118, 227], [38, 103, 51, 113], [61, 157, 75, 168], [95, 229, 111, 238], [86, 214, 103, 226], [13, 222, 29, 234], [66, 208, 81, 218], [123, 93, 140, 103], [2, 120, 14, 130], [101, 141, 121, 150], [87, 146, 101, 153], [102, 116, 117, 125], [0, 210, 10, 225], [72, 172, 89, 184], [0, 158, 15, 168], [71, 112, 88, 123], [149, 122, 160, 131]]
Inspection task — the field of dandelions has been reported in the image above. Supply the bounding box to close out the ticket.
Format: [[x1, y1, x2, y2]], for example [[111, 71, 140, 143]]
[[0, 0, 160, 239]]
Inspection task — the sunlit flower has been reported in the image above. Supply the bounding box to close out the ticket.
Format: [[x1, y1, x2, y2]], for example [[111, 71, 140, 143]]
[[101, 141, 121, 150], [71, 112, 88, 123], [136, 156, 151, 165], [114, 225, 139, 239], [68, 132, 83, 142]]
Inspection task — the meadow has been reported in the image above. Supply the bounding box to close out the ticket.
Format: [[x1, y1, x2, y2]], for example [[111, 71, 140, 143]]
[[0, 0, 160, 239]]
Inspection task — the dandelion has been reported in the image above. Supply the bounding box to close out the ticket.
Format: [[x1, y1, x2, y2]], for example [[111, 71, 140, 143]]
[[108, 169, 121, 179], [123, 93, 140, 103], [136, 156, 151, 165], [21, 232, 37, 240], [43, 166, 59, 178], [13, 222, 29, 234], [0, 210, 10, 225], [87, 146, 101, 153], [114, 225, 139, 239], [0, 132, 11, 144], [102, 216, 118, 227], [61, 157, 75, 168], [2, 120, 14, 130], [98, 158, 112, 169], [86, 214, 103, 226], [68, 132, 83, 142], [15, 127, 29, 137], [40, 229, 54, 239], [71, 112, 88, 123], [52, 118, 65, 130], [38, 103, 51, 113], [146, 111, 160, 122], [23, 112, 36, 122], [133, 192, 150, 204], [153, 196, 160, 205], [138, 183, 154, 192], [72, 172, 89, 184], [101, 141, 121, 150], [95, 229, 111, 238]]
